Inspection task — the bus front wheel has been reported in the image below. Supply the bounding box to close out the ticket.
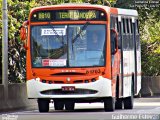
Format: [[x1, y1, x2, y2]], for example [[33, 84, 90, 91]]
[[104, 97, 115, 112], [123, 96, 133, 109], [38, 99, 49, 112]]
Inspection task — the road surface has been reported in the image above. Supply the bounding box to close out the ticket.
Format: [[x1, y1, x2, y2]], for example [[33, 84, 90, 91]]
[[1, 97, 160, 120]]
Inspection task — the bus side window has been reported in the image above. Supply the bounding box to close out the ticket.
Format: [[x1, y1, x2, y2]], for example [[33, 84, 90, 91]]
[[116, 17, 119, 32], [122, 18, 126, 34], [129, 19, 133, 34], [117, 16, 122, 49], [126, 19, 130, 34]]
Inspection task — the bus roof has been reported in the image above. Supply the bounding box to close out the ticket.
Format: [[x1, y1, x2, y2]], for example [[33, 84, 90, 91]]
[[117, 8, 138, 16]]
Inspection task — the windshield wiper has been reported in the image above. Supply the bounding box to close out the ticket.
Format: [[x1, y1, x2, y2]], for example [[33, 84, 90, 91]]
[[72, 21, 90, 44], [71, 21, 90, 59]]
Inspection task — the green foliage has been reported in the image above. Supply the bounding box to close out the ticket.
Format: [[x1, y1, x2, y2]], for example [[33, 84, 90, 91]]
[[141, 16, 160, 76], [7, 0, 29, 83], [115, 0, 134, 8], [137, 5, 160, 76]]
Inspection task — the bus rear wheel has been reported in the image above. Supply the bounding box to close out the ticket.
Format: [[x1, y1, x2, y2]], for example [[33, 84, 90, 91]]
[[123, 79, 134, 109], [54, 99, 64, 110], [115, 98, 123, 109], [38, 99, 49, 112], [123, 96, 133, 109], [104, 97, 115, 112], [115, 76, 123, 109], [65, 100, 75, 111]]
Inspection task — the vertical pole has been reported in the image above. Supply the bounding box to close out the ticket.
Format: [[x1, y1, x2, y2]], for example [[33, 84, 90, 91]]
[[2, 0, 8, 101]]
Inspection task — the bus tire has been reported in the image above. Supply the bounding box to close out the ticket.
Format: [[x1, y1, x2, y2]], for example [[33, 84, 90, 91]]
[[104, 97, 115, 112], [38, 99, 49, 112], [54, 99, 64, 110], [123, 96, 133, 109], [115, 76, 123, 109], [115, 98, 123, 109], [123, 79, 134, 109], [65, 100, 75, 111]]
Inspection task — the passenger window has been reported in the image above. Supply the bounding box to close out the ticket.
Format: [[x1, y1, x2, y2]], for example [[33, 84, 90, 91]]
[[126, 19, 129, 34], [130, 19, 133, 34], [116, 17, 119, 32], [122, 18, 126, 34]]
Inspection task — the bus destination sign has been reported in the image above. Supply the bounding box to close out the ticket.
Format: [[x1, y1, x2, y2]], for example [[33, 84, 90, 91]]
[[31, 10, 106, 21], [57, 10, 97, 20]]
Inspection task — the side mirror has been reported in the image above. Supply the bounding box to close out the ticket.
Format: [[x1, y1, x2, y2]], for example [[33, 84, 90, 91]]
[[20, 21, 28, 50], [20, 26, 27, 40], [111, 29, 118, 54]]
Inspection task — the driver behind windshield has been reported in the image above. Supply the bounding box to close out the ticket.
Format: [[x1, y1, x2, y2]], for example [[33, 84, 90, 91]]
[[87, 32, 102, 50]]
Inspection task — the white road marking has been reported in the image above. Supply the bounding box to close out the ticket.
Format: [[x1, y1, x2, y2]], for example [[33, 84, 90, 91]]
[[134, 102, 160, 106]]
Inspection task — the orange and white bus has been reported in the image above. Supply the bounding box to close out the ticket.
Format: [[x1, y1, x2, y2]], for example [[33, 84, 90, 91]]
[[20, 3, 141, 112]]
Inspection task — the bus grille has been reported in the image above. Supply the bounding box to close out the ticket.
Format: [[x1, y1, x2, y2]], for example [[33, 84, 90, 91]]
[[40, 89, 98, 95]]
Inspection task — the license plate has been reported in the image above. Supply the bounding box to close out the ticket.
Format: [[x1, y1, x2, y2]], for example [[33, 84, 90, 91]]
[[61, 86, 75, 91]]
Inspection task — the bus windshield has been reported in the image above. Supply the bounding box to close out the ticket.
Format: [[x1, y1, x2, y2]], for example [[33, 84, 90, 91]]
[[31, 24, 106, 67]]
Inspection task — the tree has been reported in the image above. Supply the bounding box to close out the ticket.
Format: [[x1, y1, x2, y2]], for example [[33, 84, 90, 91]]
[[141, 14, 160, 76]]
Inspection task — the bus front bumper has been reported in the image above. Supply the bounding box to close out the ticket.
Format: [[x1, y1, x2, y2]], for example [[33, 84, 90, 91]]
[[27, 76, 112, 99]]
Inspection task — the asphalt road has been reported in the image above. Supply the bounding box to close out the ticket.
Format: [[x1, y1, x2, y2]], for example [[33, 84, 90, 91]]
[[1, 97, 160, 120]]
